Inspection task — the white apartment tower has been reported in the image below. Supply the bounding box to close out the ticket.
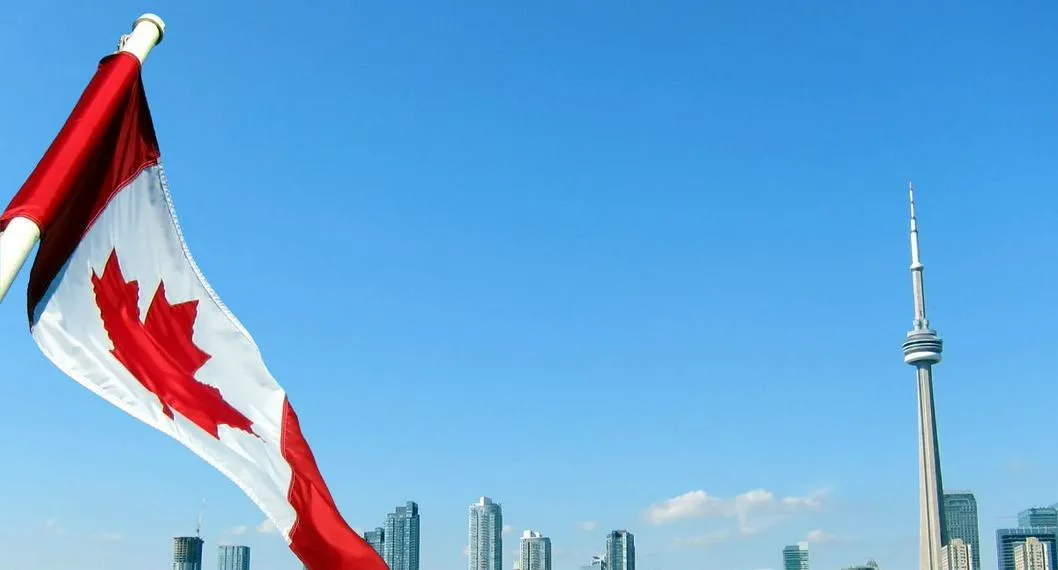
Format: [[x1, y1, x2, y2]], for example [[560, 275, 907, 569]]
[[942, 539, 974, 570], [1015, 538, 1052, 570], [469, 497, 504, 570]]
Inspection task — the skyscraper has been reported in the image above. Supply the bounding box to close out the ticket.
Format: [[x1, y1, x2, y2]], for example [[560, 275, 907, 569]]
[[520, 530, 552, 570], [941, 538, 973, 570], [1020, 508, 1058, 529], [217, 545, 250, 570], [364, 527, 385, 557], [902, 183, 948, 570], [783, 544, 809, 570], [605, 530, 635, 570], [1015, 538, 1052, 570], [173, 536, 204, 570], [384, 502, 421, 570], [997, 528, 1058, 570], [945, 492, 981, 570], [469, 497, 503, 570]]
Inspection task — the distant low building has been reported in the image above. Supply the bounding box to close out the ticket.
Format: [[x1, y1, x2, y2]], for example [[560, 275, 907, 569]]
[[843, 559, 879, 570], [581, 554, 606, 570]]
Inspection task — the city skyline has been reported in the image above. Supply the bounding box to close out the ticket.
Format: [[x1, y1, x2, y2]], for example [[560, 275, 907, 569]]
[[117, 492, 1058, 569], [2, 3, 1056, 570]]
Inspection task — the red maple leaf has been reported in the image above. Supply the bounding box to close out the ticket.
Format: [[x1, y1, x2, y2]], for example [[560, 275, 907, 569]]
[[91, 250, 256, 439]]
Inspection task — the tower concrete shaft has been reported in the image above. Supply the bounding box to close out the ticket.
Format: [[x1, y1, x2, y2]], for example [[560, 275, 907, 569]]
[[901, 183, 947, 570]]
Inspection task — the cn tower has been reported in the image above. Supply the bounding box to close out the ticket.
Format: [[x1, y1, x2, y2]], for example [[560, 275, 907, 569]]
[[901, 183, 947, 570]]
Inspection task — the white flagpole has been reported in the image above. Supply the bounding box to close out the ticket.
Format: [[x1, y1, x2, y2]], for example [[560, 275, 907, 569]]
[[0, 14, 164, 304]]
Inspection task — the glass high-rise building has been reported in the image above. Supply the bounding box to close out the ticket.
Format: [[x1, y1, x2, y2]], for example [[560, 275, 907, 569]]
[[384, 502, 420, 570], [519, 530, 552, 570], [997, 528, 1058, 570], [605, 530, 635, 570], [364, 527, 385, 557], [217, 545, 250, 570], [1020, 508, 1058, 529], [468, 497, 503, 570], [173, 536, 204, 570], [945, 491, 981, 570], [783, 544, 809, 570]]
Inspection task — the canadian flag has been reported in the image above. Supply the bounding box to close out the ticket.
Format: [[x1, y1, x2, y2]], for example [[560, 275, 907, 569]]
[[0, 52, 385, 570]]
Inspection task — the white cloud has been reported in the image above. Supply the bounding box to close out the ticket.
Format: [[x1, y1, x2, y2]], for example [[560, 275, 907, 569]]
[[645, 488, 828, 531], [578, 521, 597, 532], [463, 546, 471, 556], [257, 518, 278, 534], [502, 524, 513, 535], [229, 525, 248, 536], [804, 529, 836, 543], [647, 491, 717, 524]]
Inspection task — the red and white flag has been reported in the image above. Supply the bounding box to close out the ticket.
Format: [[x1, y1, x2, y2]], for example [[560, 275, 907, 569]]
[[1, 53, 385, 570]]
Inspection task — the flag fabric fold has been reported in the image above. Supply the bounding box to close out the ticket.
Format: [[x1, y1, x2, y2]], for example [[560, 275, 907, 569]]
[[1, 52, 384, 570]]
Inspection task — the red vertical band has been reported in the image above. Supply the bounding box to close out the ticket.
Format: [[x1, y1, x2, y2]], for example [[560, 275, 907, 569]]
[[282, 399, 389, 570], [4, 53, 160, 321]]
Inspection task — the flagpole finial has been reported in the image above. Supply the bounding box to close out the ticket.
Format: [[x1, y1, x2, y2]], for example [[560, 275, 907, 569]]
[[119, 14, 165, 64], [135, 14, 165, 43]]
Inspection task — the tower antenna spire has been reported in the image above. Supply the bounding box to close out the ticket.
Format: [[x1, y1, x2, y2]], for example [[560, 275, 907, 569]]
[[908, 182, 929, 329], [909, 182, 921, 267]]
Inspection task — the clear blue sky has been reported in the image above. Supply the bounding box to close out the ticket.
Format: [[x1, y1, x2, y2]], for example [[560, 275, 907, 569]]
[[0, 1, 1055, 569]]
